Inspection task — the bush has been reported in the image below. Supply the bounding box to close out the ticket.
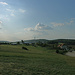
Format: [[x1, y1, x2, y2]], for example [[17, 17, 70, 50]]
[[56, 49, 59, 53], [56, 49, 68, 55]]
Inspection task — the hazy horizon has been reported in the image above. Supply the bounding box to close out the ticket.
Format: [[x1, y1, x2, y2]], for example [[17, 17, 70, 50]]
[[0, 0, 75, 41]]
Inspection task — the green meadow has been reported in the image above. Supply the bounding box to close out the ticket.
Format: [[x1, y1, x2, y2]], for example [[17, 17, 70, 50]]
[[0, 45, 75, 75]]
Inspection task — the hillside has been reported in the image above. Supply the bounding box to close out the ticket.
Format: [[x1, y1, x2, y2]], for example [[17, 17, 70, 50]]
[[24, 39, 49, 43], [0, 39, 75, 45], [0, 45, 75, 75], [48, 39, 75, 45]]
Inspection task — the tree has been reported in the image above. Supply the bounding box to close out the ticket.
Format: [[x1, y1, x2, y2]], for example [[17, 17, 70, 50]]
[[56, 49, 59, 53], [21, 40, 24, 44], [17, 42, 20, 45]]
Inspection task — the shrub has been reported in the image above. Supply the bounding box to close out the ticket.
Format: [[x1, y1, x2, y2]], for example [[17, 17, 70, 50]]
[[56, 49, 59, 53]]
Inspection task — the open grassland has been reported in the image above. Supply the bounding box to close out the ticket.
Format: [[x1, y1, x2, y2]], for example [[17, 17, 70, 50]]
[[0, 45, 75, 75]]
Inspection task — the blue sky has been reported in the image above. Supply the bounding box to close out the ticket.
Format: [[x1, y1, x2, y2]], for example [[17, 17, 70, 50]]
[[0, 0, 75, 41]]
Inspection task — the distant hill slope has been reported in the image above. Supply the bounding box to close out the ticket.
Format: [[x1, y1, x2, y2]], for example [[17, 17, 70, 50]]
[[24, 39, 49, 43], [23, 39, 75, 45], [0, 39, 75, 45], [48, 39, 75, 45], [0, 41, 9, 43]]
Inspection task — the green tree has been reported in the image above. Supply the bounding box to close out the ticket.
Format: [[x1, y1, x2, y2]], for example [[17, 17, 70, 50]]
[[17, 42, 20, 45], [21, 40, 24, 44]]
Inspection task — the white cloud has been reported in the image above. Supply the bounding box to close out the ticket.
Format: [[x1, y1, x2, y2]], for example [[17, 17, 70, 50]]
[[35, 23, 52, 31], [66, 18, 75, 25], [19, 9, 26, 13], [0, 21, 2, 29], [0, 21, 2, 24], [0, 2, 8, 5], [6, 9, 15, 16], [51, 18, 75, 27], [6, 9, 14, 12], [24, 28, 34, 31], [51, 22, 64, 27], [24, 23, 52, 31], [10, 13, 15, 17], [6, 8, 26, 16], [0, 15, 10, 21]]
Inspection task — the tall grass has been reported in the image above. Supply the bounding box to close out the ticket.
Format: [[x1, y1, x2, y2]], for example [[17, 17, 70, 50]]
[[0, 45, 75, 75]]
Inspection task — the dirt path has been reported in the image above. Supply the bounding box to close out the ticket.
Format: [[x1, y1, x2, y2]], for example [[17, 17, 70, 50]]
[[66, 51, 75, 57]]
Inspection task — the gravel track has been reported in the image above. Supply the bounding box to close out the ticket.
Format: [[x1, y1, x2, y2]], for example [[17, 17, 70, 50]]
[[66, 51, 75, 57]]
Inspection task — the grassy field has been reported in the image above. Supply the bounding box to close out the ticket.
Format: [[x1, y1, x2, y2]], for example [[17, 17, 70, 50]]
[[0, 45, 75, 75]]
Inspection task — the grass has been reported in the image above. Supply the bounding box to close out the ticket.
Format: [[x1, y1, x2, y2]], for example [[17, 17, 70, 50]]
[[0, 45, 75, 75]]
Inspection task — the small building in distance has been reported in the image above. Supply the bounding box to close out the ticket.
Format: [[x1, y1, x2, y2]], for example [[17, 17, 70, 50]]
[[11, 42, 17, 45], [58, 43, 69, 50]]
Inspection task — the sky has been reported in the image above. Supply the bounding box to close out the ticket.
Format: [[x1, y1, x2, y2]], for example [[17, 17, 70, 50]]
[[0, 0, 75, 41]]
